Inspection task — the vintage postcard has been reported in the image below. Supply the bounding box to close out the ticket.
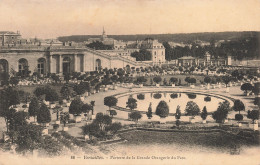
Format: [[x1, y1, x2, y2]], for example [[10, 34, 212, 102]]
[[0, 0, 260, 164]]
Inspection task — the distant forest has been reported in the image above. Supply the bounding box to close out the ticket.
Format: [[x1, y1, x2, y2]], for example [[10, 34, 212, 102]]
[[58, 31, 260, 60], [58, 31, 260, 43]]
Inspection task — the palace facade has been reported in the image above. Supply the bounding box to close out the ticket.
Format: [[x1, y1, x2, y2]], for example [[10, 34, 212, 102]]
[[0, 45, 146, 77]]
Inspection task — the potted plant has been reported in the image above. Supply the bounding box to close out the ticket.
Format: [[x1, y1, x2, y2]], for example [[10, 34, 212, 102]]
[[247, 110, 259, 130], [60, 112, 70, 131], [69, 97, 84, 123], [170, 77, 178, 87], [153, 76, 162, 87]]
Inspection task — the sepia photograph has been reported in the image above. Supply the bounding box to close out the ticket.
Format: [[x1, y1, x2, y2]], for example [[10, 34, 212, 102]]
[[0, 0, 260, 164]]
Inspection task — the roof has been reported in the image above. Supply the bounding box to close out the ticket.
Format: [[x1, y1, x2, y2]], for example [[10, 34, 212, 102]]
[[178, 56, 196, 60], [0, 31, 20, 35], [126, 40, 164, 49]]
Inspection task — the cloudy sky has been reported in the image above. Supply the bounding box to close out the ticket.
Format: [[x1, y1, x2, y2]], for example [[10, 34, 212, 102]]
[[0, 0, 259, 39]]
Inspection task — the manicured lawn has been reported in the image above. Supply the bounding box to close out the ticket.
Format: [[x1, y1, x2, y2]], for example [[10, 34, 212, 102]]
[[118, 130, 256, 151]]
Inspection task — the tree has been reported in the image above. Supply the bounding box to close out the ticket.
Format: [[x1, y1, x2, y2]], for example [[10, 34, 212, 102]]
[[90, 100, 95, 115], [170, 77, 178, 85], [15, 124, 43, 154], [106, 122, 122, 135], [129, 111, 142, 122], [81, 123, 100, 140], [126, 97, 137, 110], [247, 110, 259, 123], [34, 86, 45, 98], [175, 105, 181, 120], [155, 101, 169, 118], [185, 77, 190, 85], [153, 76, 162, 84], [81, 103, 92, 118], [204, 76, 211, 84], [60, 112, 70, 127], [37, 104, 51, 125], [28, 97, 40, 122], [69, 98, 84, 116], [104, 96, 118, 110], [108, 110, 117, 118], [222, 76, 232, 87], [45, 89, 59, 103], [241, 83, 253, 95], [212, 101, 230, 124], [73, 83, 86, 96], [146, 102, 153, 119], [94, 113, 112, 131], [233, 100, 245, 114], [185, 101, 200, 117], [136, 76, 147, 85], [201, 106, 208, 120], [60, 84, 71, 100], [10, 76, 19, 86]]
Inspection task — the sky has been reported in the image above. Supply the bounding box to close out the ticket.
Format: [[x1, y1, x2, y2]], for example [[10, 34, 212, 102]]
[[0, 0, 259, 39]]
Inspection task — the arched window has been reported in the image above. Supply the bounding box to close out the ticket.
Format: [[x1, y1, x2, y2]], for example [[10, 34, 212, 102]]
[[154, 51, 156, 55], [0, 59, 8, 73], [18, 58, 28, 75], [37, 58, 46, 74]]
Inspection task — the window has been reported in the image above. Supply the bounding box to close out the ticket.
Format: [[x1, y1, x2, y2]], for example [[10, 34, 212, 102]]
[[154, 51, 156, 55], [18, 58, 28, 75], [37, 58, 46, 74]]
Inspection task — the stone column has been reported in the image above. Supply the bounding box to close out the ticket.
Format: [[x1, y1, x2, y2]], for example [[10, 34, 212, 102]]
[[49, 55, 53, 73], [74, 54, 77, 72], [82, 54, 86, 72], [59, 55, 62, 73]]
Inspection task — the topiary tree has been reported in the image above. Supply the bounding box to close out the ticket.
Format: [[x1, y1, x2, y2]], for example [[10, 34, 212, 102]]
[[170, 77, 178, 85], [185, 101, 200, 118], [37, 104, 51, 126], [45, 89, 59, 104], [185, 77, 190, 85], [28, 97, 40, 122], [60, 112, 70, 127], [146, 102, 153, 119], [93, 113, 112, 131], [137, 94, 145, 100], [233, 100, 245, 114], [247, 110, 259, 124], [69, 97, 84, 116], [241, 83, 253, 95], [73, 83, 86, 96], [189, 78, 196, 85], [201, 106, 208, 121], [212, 101, 230, 124], [175, 105, 181, 120], [153, 76, 162, 84], [81, 103, 92, 119], [34, 86, 45, 98], [129, 111, 142, 123], [108, 110, 117, 118], [136, 76, 147, 85], [222, 76, 232, 87], [155, 101, 169, 118], [60, 84, 71, 100], [204, 76, 211, 85], [126, 97, 137, 111], [104, 96, 118, 110]]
